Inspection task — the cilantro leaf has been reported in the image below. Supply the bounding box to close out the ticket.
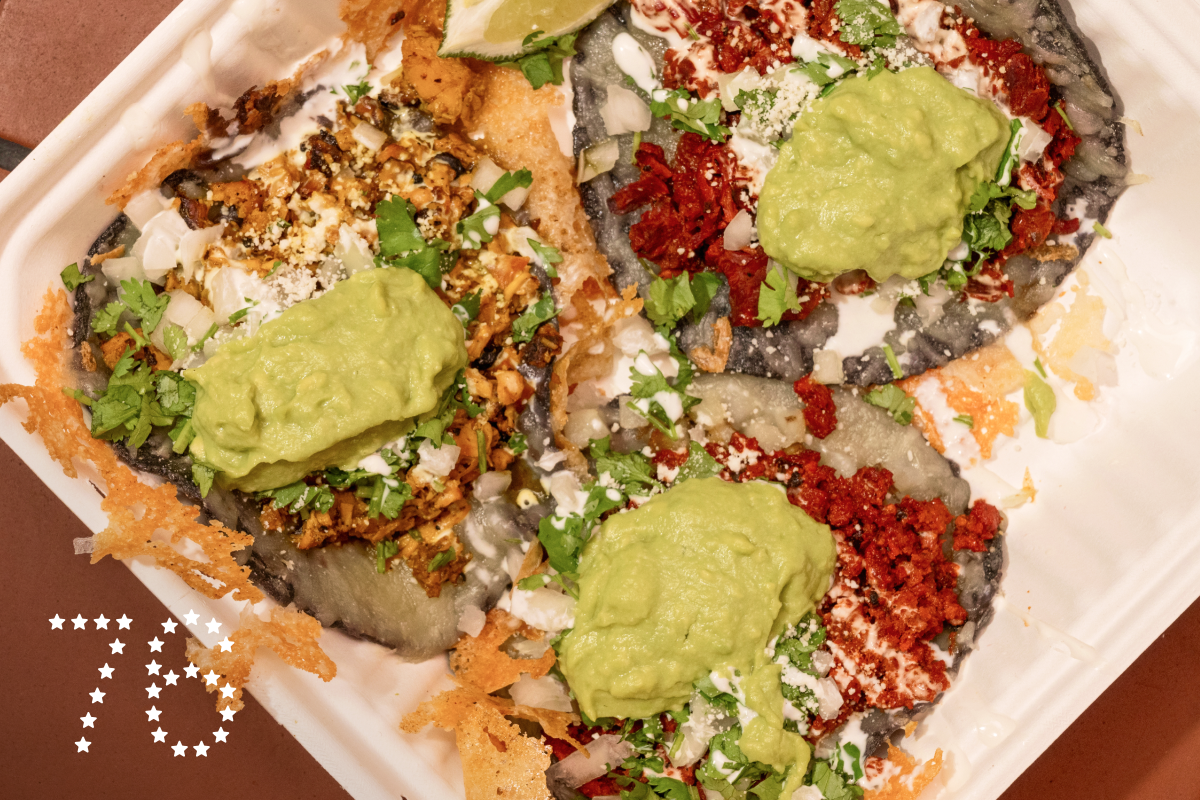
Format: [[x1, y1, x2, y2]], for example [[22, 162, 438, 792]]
[[367, 478, 412, 519], [517, 574, 550, 591], [507, 432, 528, 454], [648, 87, 729, 142], [537, 513, 588, 579], [451, 290, 482, 327], [645, 274, 697, 328], [259, 480, 335, 517], [757, 264, 801, 327], [192, 463, 217, 498], [954, 413, 974, 428], [484, 169, 533, 204], [91, 302, 125, 335], [882, 343, 903, 379], [864, 384, 915, 425], [527, 239, 562, 266], [690, 272, 722, 322], [428, 547, 457, 572], [61, 262, 93, 291], [589, 437, 660, 492], [677, 441, 721, 482], [511, 293, 558, 343], [192, 322, 218, 352], [811, 759, 864, 800], [775, 612, 827, 673], [376, 196, 426, 256], [389, 246, 445, 289], [155, 372, 196, 416], [626, 354, 701, 439], [119, 278, 170, 332], [835, 0, 902, 47], [341, 80, 372, 104], [498, 31, 578, 90], [376, 539, 400, 574], [163, 324, 189, 361], [458, 193, 501, 250]]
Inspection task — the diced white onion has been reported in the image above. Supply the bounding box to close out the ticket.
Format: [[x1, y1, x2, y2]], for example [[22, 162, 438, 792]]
[[577, 139, 619, 183], [456, 605, 487, 637], [545, 735, 634, 789], [150, 290, 206, 352], [335, 224, 375, 274], [124, 190, 171, 230], [1017, 121, 1053, 162], [417, 440, 460, 477], [132, 209, 190, 283], [811, 349, 845, 385], [723, 208, 755, 251], [351, 121, 388, 151], [600, 84, 652, 136], [178, 226, 224, 281], [473, 470, 512, 500], [564, 408, 610, 449], [507, 586, 577, 633], [469, 156, 529, 210], [101, 256, 146, 286]]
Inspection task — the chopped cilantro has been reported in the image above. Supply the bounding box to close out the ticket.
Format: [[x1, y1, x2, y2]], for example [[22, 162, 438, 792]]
[[458, 193, 501, 250], [757, 263, 803, 327], [341, 80, 372, 104], [376, 196, 426, 256], [484, 169, 533, 204], [476, 429, 488, 473], [376, 539, 399, 574], [507, 432, 528, 454], [511, 293, 558, 343], [91, 302, 125, 335], [61, 262, 93, 291], [162, 324, 189, 361], [367, 478, 412, 520], [676, 441, 721, 483], [834, 0, 902, 47], [498, 31, 578, 90], [644, 271, 722, 329], [527, 239, 563, 279], [192, 463, 217, 498], [589, 437, 660, 493], [1033, 357, 1047, 378], [882, 343, 903, 379], [192, 322, 218, 353], [1093, 220, 1113, 239], [451, 290, 483, 327], [864, 383, 914, 424], [517, 574, 550, 591], [62, 387, 93, 407], [1054, 102, 1075, 131], [811, 758, 865, 800], [119, 278, 170, 332], [953, 413, 974, 428], [962, 180, 1038, 265], [627, 356, 700, 439], [648, 87, 729, 142], [995, 117, 1024, 186], [259, 481, 335, 517]]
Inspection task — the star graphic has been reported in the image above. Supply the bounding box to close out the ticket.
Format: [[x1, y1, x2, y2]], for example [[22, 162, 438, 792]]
[[162, 619, 178, 634], [146, 706, 162, 722], [80, 713, 96, 729], [219, 685, 236, 699], [172, 741, 187, 757], [109, 639, 125, 655], [146, 660, 161, 676], [146, 684, 162, 699], [151, 728, 167, 743], [148, 637, 164, 653], [220, 708, 236, 722], [205, 618, 222, 634], [217, 637, 234, 653], [75, 737, 90, 753], [116, 614, 132, 630], [194, 742, 210, 757], [50, 615, 65, 630], [71, 615, 87, 630], [94, 615, 109, 630], [183, 610, 199, 625], [89, 689, 105, 704], [98, 664, 114, 680], [213, 728, 229, 743], [203, 671, 219, 686], [163, 670, 179, 686], [184, 664, 199, 679]]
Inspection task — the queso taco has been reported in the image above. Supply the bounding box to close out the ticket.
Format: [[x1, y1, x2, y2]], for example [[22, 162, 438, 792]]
[[0, 0, 1131, 796]]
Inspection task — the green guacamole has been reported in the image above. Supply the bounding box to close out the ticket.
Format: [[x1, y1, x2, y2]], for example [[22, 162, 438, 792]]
[[558, 479, 836, 775], [186, 268, 467, 492], [757, 67, 1008, 283]]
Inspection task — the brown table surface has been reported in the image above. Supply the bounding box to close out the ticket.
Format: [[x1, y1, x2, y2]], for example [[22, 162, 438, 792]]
[[2, 1, 1198, 798]]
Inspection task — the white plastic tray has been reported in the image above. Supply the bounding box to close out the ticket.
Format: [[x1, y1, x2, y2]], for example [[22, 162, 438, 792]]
[[1, 0, 1198, 798]]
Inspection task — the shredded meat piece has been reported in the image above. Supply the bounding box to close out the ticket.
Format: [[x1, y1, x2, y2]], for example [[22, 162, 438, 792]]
[[793, 376, 838, 439]]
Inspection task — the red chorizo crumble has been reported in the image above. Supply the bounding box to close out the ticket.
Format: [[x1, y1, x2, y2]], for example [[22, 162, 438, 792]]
[[793, 376, 838, 439], [610, 138, 827, 327]]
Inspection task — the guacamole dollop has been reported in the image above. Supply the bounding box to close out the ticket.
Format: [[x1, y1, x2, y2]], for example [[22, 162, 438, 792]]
[[186, 267, 467, 492], [558, 478, 836, 772], [756, 67, 1008, 283]]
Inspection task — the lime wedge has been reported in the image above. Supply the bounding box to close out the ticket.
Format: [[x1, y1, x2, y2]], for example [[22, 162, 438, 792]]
[[440, 0, 615, 60]]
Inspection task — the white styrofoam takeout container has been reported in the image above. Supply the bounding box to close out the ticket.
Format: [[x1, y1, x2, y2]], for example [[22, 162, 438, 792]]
[[1, 0, 1199, 797]]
